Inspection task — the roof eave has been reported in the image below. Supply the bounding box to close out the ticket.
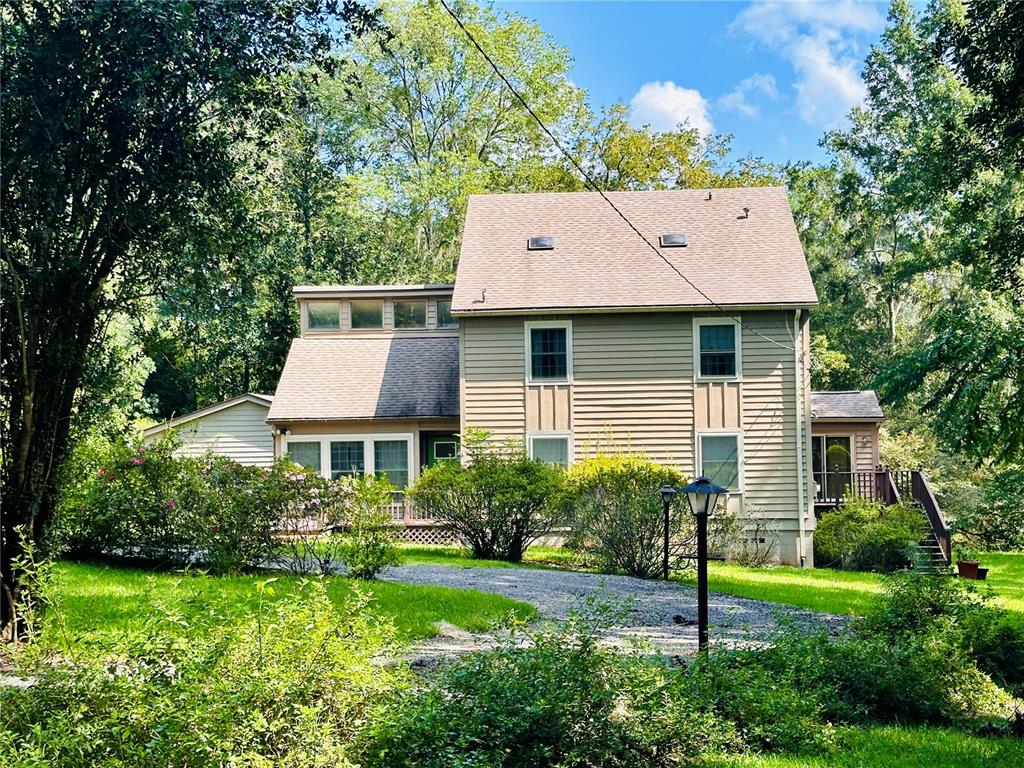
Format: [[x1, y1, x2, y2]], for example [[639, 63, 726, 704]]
[[450, 301, 819, 317]]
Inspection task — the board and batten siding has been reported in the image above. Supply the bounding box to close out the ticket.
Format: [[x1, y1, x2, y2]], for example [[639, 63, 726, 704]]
[[148, 401, 275, 468]]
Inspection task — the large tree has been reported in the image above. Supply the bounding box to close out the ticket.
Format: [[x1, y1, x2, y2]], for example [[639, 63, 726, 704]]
[[0, 0, 378, 637]]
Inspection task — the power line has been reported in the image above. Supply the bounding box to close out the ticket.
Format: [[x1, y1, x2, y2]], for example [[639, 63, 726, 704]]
[[437, 0, 797, 353]]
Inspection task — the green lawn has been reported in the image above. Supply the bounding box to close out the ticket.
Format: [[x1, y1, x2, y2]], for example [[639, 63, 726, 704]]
[[400, 543, 585, 569], [708, 725, 1024, 768], [671, 552, 1024, 618], [51, 560, 535, 647]]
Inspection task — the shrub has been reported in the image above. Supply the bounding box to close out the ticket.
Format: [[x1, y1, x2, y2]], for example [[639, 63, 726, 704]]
[[336, 474, 402, 579], [362, 609, 741, 768], [562, 455, 737, 578], [0, 580, 405, 768], [55, 434, 326, 573], [409, 445, 563, 562], [859, 570, 1024, 686], [815, 497, 926, 572]]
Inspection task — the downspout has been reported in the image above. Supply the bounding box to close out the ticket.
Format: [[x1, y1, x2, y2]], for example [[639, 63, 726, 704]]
[[794, 309, 807, 567]]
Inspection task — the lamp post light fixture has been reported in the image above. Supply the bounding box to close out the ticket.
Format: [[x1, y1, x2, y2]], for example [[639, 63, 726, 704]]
[[660, 476, 728, 654]]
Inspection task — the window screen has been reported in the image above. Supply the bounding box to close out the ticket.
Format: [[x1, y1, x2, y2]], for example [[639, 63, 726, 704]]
[[530, 327, 568, 380], [394, 300, 426, 328], [350, 300, 383, 329], [374, 439, 409, 489], [699, 324, 736, 377], [330, 441, 364, 479], [437, 299, 457, 328], [531, 437, 570, 468], [287, 441, 321, 473], [700, 435, 740, 489], [307, 302, 339, 329]]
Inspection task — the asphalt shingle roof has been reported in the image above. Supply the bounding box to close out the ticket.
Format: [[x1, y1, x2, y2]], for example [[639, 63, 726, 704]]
[[267, 337, 459, 421], [452, 187, 818, 313], [810, 390, 884, 421]]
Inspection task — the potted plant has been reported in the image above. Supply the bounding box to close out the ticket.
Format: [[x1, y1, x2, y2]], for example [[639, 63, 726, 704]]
[[956, 549, 980, 579]]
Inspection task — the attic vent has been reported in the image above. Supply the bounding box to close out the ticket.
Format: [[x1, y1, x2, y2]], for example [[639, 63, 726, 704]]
[[659, 233, 688, 247], [527, 236, 555, 250]]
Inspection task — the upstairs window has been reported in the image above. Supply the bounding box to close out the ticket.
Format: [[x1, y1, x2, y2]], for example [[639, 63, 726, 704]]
[[697, 321, 738, 378], [437, 299, 457, 328], [350, 300, 383, 329], [394, 299, 427, 329], [307, 301, 340, 330], [527, 321, 571, 383]]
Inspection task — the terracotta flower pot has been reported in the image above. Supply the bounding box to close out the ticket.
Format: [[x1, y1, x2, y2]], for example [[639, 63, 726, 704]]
[[957, 559, 980, 579]]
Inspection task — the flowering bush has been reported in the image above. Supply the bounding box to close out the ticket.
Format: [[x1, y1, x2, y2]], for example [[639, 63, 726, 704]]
[[55, 434, 328, 573]]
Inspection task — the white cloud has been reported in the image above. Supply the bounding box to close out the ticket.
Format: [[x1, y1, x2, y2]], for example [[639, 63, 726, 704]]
[[629, 81, 714, 135], [730, 0, 884, 127], [718, 73, 779, 119]]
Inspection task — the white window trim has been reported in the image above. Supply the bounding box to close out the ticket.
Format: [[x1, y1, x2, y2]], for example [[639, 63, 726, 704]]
[[527, 431, 574, 467], [283, 432, 414, 485], [693, 316, 742, 381], [695, 428, 744, 493], [524, 319, 573, 385]]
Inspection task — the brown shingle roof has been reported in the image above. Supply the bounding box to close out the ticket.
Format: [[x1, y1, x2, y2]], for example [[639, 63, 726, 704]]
[[267, 337, 459, 422], [451, 188, 818, 313], [810, 390, 884, 421]]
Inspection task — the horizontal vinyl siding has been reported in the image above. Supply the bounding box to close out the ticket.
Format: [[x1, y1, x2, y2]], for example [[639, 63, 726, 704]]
[[741, 312, 799, 527], [462, 317, 526, 445], [173, 401, 275, 468], [573, 313, 694, 471]]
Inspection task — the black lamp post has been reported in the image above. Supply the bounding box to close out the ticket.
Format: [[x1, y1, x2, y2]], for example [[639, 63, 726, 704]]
[[661, 476, 727, 653]]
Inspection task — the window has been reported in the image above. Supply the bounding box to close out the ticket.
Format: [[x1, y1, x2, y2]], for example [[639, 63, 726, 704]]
[[350, 300, 383, 329], [286, 441, 321, 472], [527, 321, 571, 383], [330, 441, 364, 479], [437, 299, 457, 328], [529, 435, 571, 468], [374, 439, 409, 489], [812, 435, 853, 502], [307, 301, 340, 330], [696, 321, 738, 378], [699, 433, 741, 490], [394, 299, 426, 329]]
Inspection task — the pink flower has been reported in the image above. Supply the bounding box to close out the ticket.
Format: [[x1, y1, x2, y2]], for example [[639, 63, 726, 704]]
[[130, 457, 143, 465], [165, 499, 175, 509], [97, 467, 107, 478]]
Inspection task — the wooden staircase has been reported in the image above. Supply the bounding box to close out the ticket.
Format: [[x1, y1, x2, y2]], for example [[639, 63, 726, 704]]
[[889, 469, 952, 571]]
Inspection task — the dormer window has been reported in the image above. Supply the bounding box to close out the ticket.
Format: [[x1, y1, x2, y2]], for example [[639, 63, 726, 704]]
[[307, 301, 340, 330], [394, 299, 427, 329], [350, 300, 383, 329]]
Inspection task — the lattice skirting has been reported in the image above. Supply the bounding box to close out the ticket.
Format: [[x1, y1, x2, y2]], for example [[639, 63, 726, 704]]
[[398, 522, 458, 546]]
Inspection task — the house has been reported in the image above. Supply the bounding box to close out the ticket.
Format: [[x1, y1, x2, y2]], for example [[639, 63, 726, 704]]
[[142, 393, 276, 468], [268, 187, 824, 564], [809, 390, 885, 506]]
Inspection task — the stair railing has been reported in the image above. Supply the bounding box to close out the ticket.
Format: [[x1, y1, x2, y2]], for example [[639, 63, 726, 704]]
[[910, 470, 951, 565]]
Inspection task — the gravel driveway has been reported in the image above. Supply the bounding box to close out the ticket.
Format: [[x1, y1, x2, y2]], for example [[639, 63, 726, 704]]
[[380, 564, 847, 660]]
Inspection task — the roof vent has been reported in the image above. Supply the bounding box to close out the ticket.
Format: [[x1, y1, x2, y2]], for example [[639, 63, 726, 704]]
[[527, 236, 555, 250], [659, 233, 688, 247]]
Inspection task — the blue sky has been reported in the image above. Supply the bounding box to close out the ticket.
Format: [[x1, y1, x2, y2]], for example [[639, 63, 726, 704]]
[[499, 1, 889, 165]]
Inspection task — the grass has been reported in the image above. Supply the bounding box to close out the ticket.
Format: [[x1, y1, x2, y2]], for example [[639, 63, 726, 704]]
[[399, 543, 584, 569], [676, 562, 885, 616], [973, 551, 1024, 614], [708, 725, 1024, 768], [51, 560, 535, 647]]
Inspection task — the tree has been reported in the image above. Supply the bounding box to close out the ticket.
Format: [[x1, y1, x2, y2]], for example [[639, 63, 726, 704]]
[[0, 0, 377, 638]]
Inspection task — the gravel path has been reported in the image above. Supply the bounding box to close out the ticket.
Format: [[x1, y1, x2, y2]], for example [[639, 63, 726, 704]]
[[380, 564, 848, 661]]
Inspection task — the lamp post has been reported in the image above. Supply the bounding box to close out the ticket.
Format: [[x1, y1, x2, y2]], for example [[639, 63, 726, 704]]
[[678, 476, 727, 653], [660, 485, 676, 580]]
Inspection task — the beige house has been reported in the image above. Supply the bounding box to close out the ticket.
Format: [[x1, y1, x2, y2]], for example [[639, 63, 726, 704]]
[[268, 187, 832, 563], [142, 393, 276, 468]]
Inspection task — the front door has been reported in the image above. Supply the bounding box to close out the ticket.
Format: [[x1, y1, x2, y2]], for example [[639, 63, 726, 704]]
[[812, 435, 853, 502], [425, 435, 460, 467]]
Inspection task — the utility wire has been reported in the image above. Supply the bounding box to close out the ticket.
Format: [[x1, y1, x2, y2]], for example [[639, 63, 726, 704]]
[[437, 0, 797, 353]]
